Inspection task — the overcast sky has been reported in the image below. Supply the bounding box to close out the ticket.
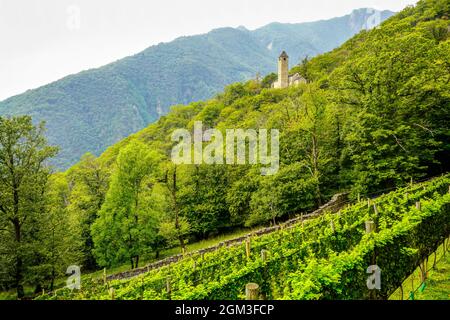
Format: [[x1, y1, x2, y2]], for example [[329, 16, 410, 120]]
[[0, 0, 418, 101]]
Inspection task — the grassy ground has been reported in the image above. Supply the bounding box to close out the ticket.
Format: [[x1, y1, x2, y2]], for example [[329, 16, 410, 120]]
[[415, 246, 450, 300], [390, 241, 450, 300]]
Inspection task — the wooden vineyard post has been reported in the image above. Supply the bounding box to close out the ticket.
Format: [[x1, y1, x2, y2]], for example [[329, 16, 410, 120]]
[[192, 260, 198, 284], [300, 213, 305, 242], [245, 283, 260, 300], [166, 277, 172, 300], [330, 219, 335, 233], [109, 287, 115, 300], [245, 238, 251, 259], [373, 204, 379, 217], [261, 249, 268, 262], [260, 249, 269, 299], [357, 193, 361, 202], [448, 185, 450, 194], [365, 221, 376, 234], [371, 203, 378, 229], [416, 201, 421, 211], [103, 268, 107, 287], [141, 277, 145, 300]]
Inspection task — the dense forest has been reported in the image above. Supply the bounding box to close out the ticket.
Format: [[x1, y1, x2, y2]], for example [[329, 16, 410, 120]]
[[0, 0, 449, 299], [0, 9, 393, 169]]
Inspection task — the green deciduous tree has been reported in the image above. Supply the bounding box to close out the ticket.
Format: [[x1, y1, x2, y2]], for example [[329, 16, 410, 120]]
[[32, 173, 82, 291], [248, 163, 317, 226], [0, 116, 58, 298], [91, 140, 162, 268], [161, 165, 191, 253], [332, 22, 449, 196], [67, 153, 109, 270]]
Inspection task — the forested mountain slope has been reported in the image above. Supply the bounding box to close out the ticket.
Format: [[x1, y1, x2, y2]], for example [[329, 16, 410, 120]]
[[0, 9, 393, 169], [1, 0, 449, 297], [54, 0, 449, 273]]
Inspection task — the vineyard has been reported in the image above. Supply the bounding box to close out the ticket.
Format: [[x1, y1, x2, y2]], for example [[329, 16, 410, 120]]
[[38, 175, 450, 300]]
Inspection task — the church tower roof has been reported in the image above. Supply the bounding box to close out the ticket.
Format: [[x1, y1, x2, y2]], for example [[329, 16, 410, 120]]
[[279, 51, 289, 59]]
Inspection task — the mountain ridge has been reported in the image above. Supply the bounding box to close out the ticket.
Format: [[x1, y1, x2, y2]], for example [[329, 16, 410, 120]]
[[0, 8, 395, 169]]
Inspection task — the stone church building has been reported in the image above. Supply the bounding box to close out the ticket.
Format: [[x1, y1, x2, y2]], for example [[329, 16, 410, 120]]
[[272, 51, 307, 89]]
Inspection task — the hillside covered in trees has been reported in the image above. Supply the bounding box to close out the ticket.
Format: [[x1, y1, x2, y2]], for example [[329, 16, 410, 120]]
[[0, 9, 393, 169], [0, 0, 449, 299]]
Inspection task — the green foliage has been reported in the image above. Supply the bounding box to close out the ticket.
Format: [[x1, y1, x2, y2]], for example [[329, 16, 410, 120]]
[[178, 165, 230, 237], [0, 11, 394, 170], [91, 141, 163, 268], [6, 0, 450, 300], [0, 116, 62, 297], [36, 175, 450, 300], [330, 15, 450, 194], [28, 0, 449, 277], [66, 153, 110, 270], [84, 0, 449, 250], [286, 193, 450, 300], [248, 164, 317, 226], [261, 73, 277, 88], [33, 173, 83, 291]]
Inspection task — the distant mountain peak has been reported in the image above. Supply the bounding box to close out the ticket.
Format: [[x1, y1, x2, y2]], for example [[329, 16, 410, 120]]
[[349, 7, 395, 32]]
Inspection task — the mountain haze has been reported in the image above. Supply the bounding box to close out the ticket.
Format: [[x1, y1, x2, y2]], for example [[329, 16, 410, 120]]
[[0, 8, 394, 169]]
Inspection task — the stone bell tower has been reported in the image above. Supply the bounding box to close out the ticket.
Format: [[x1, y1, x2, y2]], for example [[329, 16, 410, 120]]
[[276, 51, 289, 89]]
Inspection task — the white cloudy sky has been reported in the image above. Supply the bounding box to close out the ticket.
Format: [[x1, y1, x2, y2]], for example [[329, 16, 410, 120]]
[[0, 0, 418, 101]]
